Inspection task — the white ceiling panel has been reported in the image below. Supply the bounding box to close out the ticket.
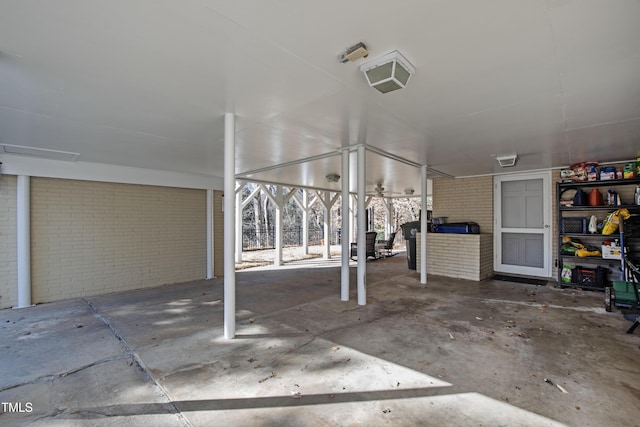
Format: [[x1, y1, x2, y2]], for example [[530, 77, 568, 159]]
[[1, 0, 639, 192]]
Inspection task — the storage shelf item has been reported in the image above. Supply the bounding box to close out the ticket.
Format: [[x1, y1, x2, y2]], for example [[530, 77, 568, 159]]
[[560, 205, 640, 211], [557, 177, 640, 291]]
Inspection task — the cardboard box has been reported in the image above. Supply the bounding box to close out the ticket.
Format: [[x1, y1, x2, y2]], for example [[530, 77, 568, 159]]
[[602, 244, 622, 259]]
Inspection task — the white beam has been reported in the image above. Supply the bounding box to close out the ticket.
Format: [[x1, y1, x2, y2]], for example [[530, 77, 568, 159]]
[[0, 155, 222, 190], [16, 175, 31, 308], [357, 145, 366, 306], [341, 148, 350, 301], [241, 185, 261, 209], [224, 113, 236, 339]]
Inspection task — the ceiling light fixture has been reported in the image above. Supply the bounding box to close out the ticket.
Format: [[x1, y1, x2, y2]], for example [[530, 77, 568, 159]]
[[1, 144, 80, 161], [325, 173, 341, 183], [496, 154, 518, 167], [360, 50, 415, 94]]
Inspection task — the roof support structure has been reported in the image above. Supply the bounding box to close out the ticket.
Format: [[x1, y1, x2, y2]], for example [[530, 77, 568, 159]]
[[224, 113, 236, 339], [357, 145, 367, 305], [314, 190, 339, 260], [420, 165, 428, 286], [17, 175, 31, 308], [206, 189, 214, 279], [341, 148, 350, 301]]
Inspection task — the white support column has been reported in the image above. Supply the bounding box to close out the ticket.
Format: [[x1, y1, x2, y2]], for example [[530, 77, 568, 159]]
[[341, 148, 350, 301], [323, 191, 331, 260], [235, 185, 243, 262], [357, 145, 366, 305], [350, 195, 356, 242], [302, 190, 309, 255], [420, 165, 428, 286], [224, 113, 236, 339], [385, 197, 394, 236], [17, 175, 31, 308], [206, 189, 214, 279], [274, 186, 284, 266]]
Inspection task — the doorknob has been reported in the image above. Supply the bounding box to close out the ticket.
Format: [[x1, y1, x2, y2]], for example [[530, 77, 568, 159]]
[[544, 224, 550, 229]]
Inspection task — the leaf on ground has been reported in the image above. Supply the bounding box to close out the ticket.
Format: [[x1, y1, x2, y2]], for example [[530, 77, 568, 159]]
[[258, 372, 276, 383]]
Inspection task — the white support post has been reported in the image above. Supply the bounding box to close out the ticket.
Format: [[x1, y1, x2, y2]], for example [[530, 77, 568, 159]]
[[350, 195, 356, 242], [341, 148, 350, 301], [17, 175, 31, 308], [224, 113, 236, 339], [235, 185, 243, 263], [420, 165, 428, 286], [275, 186, 283, 266], [302, 190, 309, 255], [206, 189, 214, 279], [323, 190, 331, 260], [357, 145, 366, 305], [385, 197, 393, 236]]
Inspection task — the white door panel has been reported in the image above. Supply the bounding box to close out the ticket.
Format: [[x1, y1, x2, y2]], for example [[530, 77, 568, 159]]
[[494, 172, 551, 277]]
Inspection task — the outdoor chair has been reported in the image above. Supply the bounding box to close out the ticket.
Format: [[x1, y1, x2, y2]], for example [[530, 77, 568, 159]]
[[375, 232, 397, 257], [350, 232, 378, 261]]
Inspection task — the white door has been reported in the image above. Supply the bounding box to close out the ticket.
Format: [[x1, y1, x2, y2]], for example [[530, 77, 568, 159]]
[[494, 172, 552, 277]]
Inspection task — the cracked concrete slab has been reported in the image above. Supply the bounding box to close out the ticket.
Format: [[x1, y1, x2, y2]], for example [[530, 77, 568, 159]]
[[0, 299, 125, 390], [2, 254, 640, 426], [0, 357, 184, 426]]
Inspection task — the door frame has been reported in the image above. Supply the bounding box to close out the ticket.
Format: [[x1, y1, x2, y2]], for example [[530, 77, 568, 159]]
[[494, 171, 552, 278]]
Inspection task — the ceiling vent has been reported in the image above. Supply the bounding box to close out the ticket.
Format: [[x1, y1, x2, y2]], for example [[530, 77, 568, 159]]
[[1, 144, 80, 161], [360, 50, 415, 94], [339, 42, 369, 63], [496, 154, 518, 167]]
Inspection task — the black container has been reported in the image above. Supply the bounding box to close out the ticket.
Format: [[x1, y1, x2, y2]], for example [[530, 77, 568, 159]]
[[401, 221, 421, 270]]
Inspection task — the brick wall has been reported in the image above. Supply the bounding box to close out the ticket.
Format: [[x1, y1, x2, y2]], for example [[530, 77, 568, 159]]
[[432, 176, 493, 234], [417, 233, 493, 281], [0, 175, 18, 308], [30, 178, 207, 303]]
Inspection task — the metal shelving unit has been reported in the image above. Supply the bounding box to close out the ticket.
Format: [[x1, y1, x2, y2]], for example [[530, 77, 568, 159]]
[[557, 178, 640, 290]]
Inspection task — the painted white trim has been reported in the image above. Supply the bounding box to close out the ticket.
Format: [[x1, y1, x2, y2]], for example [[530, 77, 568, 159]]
[[0, 155, 223, 190], [494, 171, 552, 278]]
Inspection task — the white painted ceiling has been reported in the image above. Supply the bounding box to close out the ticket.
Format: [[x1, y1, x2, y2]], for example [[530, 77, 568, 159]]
[[1, 0, 639, 196]]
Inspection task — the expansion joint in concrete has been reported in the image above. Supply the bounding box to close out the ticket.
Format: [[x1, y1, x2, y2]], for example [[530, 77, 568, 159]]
[[0, 352, 129, 393], [82, 298, 194, 427]]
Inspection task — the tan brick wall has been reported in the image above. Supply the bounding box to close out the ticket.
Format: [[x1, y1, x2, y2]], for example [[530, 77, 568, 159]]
[[432, 176, 493, 234], [30, 178, 207, 303], [213, 190, 224, 277], [0, 175, 18, 309], [418, 233, 493, 281]]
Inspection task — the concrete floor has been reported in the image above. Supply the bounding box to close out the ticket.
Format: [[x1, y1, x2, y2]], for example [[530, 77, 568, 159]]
[[1, 253, 639, 426]]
